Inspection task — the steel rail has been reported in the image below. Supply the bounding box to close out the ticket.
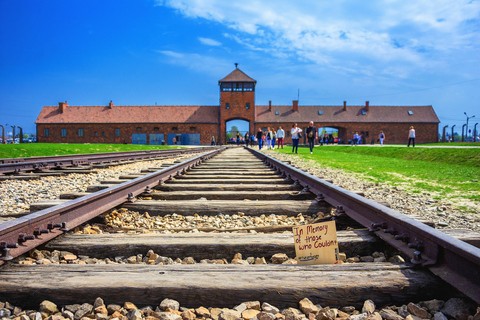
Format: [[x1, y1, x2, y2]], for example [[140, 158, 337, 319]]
[[248, 147, 480, 303], [0, 147, 217, 174], [0, 148, 225, 265]]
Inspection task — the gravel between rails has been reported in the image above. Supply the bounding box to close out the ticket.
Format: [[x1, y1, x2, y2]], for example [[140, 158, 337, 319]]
[[0, 155, 195, 218]]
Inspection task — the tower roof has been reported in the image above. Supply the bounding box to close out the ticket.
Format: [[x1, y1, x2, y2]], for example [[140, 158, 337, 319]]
[[219, 68, 256, 83]]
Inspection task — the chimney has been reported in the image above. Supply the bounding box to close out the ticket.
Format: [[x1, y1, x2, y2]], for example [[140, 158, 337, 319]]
[[365, 101, 369, 112], [269, 101, 272, 111], [59, 101, 68, 113], [293, 100, 298, 112], [109, 100, 114, 108], [343, 101, 347, 111]]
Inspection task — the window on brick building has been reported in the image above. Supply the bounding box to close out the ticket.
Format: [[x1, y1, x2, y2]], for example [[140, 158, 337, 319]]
[[408, 110, 413, 115], [94, 132, 98, 137], [44, 128, 49, 137], [61, 128, 67, 137], [171, 126, 178, 131], [361, 110, 367, 115], [190, 127, 196, 131], [244, 83, 254, 91], [318, 110, 323, 115], [136, 127, 142, 131], [246, 103, 250, 109], [221, 83, 232, 91], [102, 132, 105, 136], [78, 128, 84, 137], [226, 103, 229, 109], [115, 129, 120, 137], [275, 110, 279, 115], [233, 83, 242, 92], [154, 127, 159, 131]]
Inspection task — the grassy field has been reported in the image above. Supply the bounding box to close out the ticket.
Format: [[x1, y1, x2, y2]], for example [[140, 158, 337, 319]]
[[275, 145, 480, 210], [0, 143, 184, 159]]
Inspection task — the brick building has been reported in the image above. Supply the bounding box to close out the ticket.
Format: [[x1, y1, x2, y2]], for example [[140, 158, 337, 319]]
[[36, 67, 440, 145]]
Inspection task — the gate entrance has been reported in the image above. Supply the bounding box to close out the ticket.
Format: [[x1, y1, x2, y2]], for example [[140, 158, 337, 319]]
[[317, 127, 339, 144], [226, 119, 250, 144]]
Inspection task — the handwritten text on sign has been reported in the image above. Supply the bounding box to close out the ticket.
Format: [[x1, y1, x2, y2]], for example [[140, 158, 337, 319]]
[[293, 221, 339, 265]]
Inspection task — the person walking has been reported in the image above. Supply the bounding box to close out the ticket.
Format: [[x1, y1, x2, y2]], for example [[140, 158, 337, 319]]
[[244, 132, 250, 147], [276, 126, 285, 149], [305, 121, 317, 154], [211, 136, 216, 146], [256, 129, 263, 150], [291, 123, 302, 154], [271, 130, 276, 149], [379, 131, 385, 146], [408, 126, 416, 147], [266, 127, 272, 149], [352, 132, 359, 146]]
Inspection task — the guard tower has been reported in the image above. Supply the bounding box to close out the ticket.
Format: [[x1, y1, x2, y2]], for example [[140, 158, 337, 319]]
[[218, 65, 256, 144]]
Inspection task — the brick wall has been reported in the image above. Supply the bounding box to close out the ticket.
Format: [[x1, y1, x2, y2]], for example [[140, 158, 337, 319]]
[[36, 123, 218, 145], [255, 122, 438, 144]]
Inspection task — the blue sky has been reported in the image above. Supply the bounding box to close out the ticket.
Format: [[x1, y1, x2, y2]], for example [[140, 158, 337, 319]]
[[1, 0, 479, 136]]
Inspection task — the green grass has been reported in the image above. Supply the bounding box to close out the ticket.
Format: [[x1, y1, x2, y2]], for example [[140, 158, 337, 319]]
[[0, 143, 184, 159], [275, 145, 480, 206], [422, 142, 480, 147]]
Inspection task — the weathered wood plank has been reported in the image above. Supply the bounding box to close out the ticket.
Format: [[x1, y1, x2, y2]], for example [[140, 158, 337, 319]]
[[155, 184, 299, 192], [121, 200, 330, 216], [144, 190, 315, 201], [185, 171, 277, 176], [167, 178, 287, 184], [0, 264, 453, 309], [45, 230, 383, 259], [177, 174, 280, 180]]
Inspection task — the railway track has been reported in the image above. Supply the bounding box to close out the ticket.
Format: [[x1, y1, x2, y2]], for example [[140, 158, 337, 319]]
[[0, 147, 216, 179], [0, 147, 479, 318]]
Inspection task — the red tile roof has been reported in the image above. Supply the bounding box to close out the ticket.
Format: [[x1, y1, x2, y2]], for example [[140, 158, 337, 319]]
[[218, 68, 256, 83], [35, 105, 219, 124], [255, 105, 440, 123]]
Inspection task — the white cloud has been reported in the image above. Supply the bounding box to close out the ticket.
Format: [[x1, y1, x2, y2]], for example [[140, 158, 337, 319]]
[[155, 0, 480, 78], [198, 37, 222, 46]]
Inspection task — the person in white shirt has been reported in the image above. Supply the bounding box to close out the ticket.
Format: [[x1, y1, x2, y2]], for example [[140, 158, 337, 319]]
[[291, 123, 302, 154], [408, 126, 415, 147], [276, 126, 285, 149]]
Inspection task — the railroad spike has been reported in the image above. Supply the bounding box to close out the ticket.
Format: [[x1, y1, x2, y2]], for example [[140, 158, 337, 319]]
[[411, 251, 426, 265], [47, 223, 63, 230], [368, 221, 386, 232], [408, 240, 425, 251], [384, 227, 397, 235], [18, 234, 35, 243], [293, 179, 301, 187], [335, 205, 346, 217], [315, 193, 325, 202], [144, 186, 152, 194], [300, 185, 311, 194], [127, 193, 136, 203], [60, 222, 69, 232], [0, 248, 14, 260], [33, 228, 49, 237], [394, 233, 409, 243], [0, 242, 18, 249]]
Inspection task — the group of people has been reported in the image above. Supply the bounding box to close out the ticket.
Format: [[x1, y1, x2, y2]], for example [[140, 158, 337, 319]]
[[351, 126, 415, 147], [214, 124, 417, 149], [255, 126, 286, 150]]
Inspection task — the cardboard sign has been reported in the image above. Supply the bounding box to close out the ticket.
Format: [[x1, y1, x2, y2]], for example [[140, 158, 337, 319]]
[[293, 221, 339, 264]]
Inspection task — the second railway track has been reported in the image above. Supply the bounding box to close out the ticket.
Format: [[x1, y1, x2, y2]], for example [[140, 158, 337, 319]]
[[0, 147, 479, 315]]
